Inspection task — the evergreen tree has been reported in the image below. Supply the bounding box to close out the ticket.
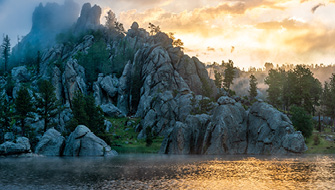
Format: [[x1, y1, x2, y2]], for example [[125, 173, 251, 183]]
[[214, 70, 223, 88], [14, 87, 34, 136], [148, 23, 160, 35], [291, 106, 313, 138], [84, 94, 105, 135], [69, 91, 105, 135], [265, 68, 285, 108], [223, 60, 235, 90], [1, 35, 10, 73], [0, 90, 12, 139], [36, 80, 60, 132], [36, 51, 41, 73], [68, 91, 88, 132], [249, 74, 258, 100], [321, 74, 335, 128], [77, 39, 110, 87]]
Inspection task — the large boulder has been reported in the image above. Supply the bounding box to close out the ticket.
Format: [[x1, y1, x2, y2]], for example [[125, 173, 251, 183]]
[[63, 125, 117, 156], [0, 137, 31, 155], [35, 128, 65, 156], [247, 102, 307, 154], [93, 74, 119, 105], [11, 66, 31, 83], [100, 103, 125, 118], [160, 98, 307, 155], [160, 114, 211, 154], [203, 97, 247, 154]]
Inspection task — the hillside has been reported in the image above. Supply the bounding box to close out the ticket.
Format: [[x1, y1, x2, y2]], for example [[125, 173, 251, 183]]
[[0, 2, 307, 156]]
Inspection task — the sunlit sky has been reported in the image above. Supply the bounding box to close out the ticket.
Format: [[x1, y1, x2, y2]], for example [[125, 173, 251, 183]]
[[1, 0, 335, 68]]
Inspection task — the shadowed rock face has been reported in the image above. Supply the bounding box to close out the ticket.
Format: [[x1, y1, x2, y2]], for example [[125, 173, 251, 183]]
[[160, 98, 307, 155], [35, 128, 65, 156], [22, 0, 79, 49], [63, 125, 117, 157], [6, 0, 306, 156], [74, 3, 102, 33]]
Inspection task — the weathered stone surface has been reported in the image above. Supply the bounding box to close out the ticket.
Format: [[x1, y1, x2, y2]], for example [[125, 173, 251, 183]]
[[63, 125, 117, 156], [247, 102, 307, 154], [174, 55, 216, 98], [75, 3, 102, 33], [11, 66, 31, 83], [62, 58, 86, 104], [100, 75, 119, 98], [35, 128, 65, 156], [101, 103, 125, 118], [0, 137, 31, 155], [51, 66, 63, 100], [117, 62, 132, 115], [4, 132, 15, 142], [160, 114, 211, 154], [161, 100, 307, 155], [217, 96, 236, 105], [204, 101, 247, 154]]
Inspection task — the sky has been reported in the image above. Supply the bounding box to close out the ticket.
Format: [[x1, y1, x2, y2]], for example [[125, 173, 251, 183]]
[[1, 0, 335, 69]]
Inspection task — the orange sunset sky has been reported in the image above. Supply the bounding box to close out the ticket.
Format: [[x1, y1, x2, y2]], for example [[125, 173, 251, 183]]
[[1, 0, 335, 69]]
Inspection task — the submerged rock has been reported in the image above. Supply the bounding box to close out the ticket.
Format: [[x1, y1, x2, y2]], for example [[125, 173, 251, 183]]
[[35, 128, 65, 156], [63, 125, 117, 157]]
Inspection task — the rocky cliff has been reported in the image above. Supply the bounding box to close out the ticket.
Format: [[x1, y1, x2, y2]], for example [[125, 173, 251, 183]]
[[2, 2, 307, 156]]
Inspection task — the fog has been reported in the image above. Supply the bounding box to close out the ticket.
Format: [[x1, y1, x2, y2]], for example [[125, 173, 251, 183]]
[[0, 0, 162, 46]]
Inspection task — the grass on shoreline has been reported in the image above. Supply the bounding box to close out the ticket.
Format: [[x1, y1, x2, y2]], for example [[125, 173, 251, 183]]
[[305, 128, 335, 154], [103, 117, 164, 154]]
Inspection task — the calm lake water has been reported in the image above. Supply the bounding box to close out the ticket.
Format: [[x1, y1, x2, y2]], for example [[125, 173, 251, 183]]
[[0, 154, 334, 190]]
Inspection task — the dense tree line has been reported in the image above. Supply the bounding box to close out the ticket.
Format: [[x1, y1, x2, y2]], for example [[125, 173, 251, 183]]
[[265, 65, 322, 114], [0, 79, 105, 143]]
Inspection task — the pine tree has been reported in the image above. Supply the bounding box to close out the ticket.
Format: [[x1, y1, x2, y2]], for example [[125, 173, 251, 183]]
[[0, 89, 12, 140], [223, 60, 235, 90], [265, 68, 285, 108], [85, 94, 105, 135], [249, 74, 258, 100], [36, 80, 60, 132], [14, 87, 34, 136], [1, 35, 11, 73], [322, 74, 335, 129], [69, 91, 105, 135], [214, 70, 223, 88]]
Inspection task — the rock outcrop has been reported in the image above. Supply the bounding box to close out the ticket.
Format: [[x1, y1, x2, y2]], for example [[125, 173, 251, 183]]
[[11, 0, 80, 59], [100, 103, 125, 118], [63, 125, 117, 156], [11, 66, 31, 83], [0, 137, 31, 155], [35, 128, 65, 156], [247, 102, 307, 154], [74, 3, 102, 33], [62, 59, 87, 105], [5, 2, 308, 157], [160, 97, 307, 155]]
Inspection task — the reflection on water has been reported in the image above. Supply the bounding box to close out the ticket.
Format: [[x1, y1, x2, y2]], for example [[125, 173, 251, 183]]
[[0, 154, 334, 189]]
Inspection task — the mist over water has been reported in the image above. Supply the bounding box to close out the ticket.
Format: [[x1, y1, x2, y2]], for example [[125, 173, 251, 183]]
[[0, 154, 334, 190]]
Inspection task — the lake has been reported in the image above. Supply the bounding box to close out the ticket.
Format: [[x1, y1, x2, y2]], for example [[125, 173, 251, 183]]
[[0, 154, 334, 189]]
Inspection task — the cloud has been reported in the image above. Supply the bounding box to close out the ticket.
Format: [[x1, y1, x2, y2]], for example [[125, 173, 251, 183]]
[[207, 47, 216, 51], [286, 29, 335, 54], [311, 3, 325, 13], [256, 18, 307, 30]]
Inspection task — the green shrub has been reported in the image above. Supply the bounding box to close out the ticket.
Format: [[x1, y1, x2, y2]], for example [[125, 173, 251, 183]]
[[291, 106, 313, 138]]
